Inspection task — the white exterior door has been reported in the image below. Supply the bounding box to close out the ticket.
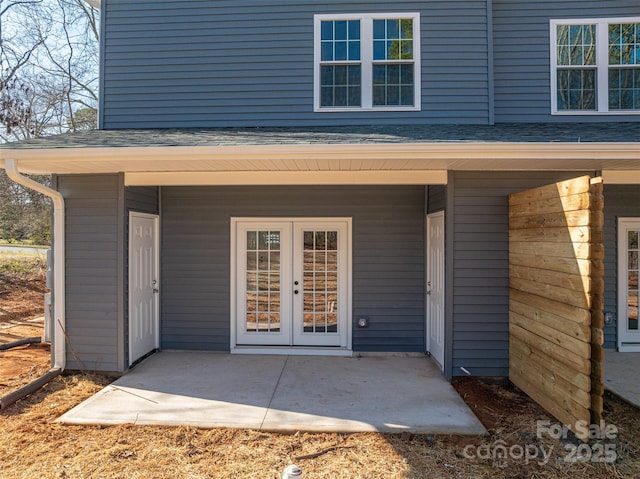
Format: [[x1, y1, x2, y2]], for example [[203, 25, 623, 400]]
[[426, 211, 445, 370], [235, 221, 293, 346], [234, 219, 350, 349], [129, 212, 160, 365], [618, 218, 640, 352]]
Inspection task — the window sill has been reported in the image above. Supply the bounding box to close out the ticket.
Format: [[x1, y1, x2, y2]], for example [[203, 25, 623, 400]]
[[551, 110, 640, 116], [315, 106, 421, 113]]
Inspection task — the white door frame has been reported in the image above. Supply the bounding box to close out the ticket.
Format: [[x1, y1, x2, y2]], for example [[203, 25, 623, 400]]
[[618, 218, 640, 352], [128, 212, 160, 365], [426, 211, 445, 370], [230, 217, 352, 355]]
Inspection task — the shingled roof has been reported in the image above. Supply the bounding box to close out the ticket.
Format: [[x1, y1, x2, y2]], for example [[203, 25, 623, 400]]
[[2, 122, 639, 150]]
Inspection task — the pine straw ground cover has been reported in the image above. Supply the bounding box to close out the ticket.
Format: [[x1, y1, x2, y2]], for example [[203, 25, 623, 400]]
[[1, 373, 639, 479]]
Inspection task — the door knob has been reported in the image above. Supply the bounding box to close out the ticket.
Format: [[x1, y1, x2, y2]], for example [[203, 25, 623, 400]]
[[294, 290, 299, 295]]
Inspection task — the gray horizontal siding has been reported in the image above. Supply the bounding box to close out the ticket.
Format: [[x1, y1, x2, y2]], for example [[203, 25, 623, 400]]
[[101, 0, 489, 128], [56, 174, 124, 372], [125, 187, 159, 215], [493, 0, 640, 122], [427, 185, 446, 213], [450, 170, 594, 377], [602, 185, 640, 349], [160, 185, 425, 352]]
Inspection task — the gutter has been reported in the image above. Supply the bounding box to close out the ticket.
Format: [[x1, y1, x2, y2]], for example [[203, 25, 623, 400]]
[[1, 159, 65, 409]]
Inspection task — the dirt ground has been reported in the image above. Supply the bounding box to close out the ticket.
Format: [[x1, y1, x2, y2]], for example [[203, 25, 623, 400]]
[[1, 257, 640, 478], [0, 259, 51, 396]]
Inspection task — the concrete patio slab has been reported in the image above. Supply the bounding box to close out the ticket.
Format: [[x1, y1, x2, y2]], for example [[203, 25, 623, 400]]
[[58, 352, 487, 435], [604, 349, 640, 409]]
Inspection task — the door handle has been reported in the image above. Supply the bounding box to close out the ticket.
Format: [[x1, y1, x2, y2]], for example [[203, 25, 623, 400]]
[[153, 288, 159, 293], [294, 290, 299, 295]]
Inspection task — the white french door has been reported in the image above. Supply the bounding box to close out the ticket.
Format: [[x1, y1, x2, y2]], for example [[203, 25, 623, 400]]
[[233, 218, 350, 349], [618, 218, 640, 351]]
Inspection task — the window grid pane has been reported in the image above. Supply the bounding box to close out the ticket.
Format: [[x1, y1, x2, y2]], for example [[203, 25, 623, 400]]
[[245, 230, 281, 333], [320, 20, 361, 62], [608, 23, 640, 65], [320, 65, 361, 107], [373, 18, 414, 61], [556, 24, 596, 66], [556, 68, 597, 110], [608, 67, 640, 110], [373, 64, 414, 106], [607, 22, 640, 111]]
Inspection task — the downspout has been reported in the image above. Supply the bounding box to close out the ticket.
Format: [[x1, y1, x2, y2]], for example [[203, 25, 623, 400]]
[[1, 159, 65, 408]]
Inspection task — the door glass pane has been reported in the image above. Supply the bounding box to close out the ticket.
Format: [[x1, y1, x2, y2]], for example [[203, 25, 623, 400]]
[[246, 272, 257, 291], [270, 251, 280, 270], [269, 313, 280, 332], [245, 230, 281, 333], [257, 293, 268, 311], [270, 273, 280, 292], [316, 251, 327, 271], [257, 272, 269, 291], [302, 230, 339, 334], [258, 231, 270, 249], [628, 230, 640, 331], [327, 231, 338, 250], [628, 292, 638, 331], [257, 313, 269, 332], [246, 251, 257, 270], [304, 251, 314, 270], [246, 231, 257, 249], [327, 313, 338, 332], [327, 251, 338, 270]]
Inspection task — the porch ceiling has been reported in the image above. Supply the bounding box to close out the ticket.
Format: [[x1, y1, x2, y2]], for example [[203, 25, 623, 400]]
[[1, 124, 639, 181]]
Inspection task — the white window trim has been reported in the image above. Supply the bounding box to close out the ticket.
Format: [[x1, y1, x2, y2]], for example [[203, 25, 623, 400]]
[[314, 12, 421, 112], [550, 17, 640, 115]]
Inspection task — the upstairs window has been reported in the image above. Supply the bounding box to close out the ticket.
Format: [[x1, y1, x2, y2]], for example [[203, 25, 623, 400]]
[[550, 18, 640, 114], [314, 13, 421, 111]]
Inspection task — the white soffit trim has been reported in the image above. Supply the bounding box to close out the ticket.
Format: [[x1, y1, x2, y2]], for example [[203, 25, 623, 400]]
[[603, 171, 640, 184], [125, 170, 448, 186]]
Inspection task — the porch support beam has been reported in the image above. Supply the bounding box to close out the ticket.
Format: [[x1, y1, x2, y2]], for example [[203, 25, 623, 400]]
[[124, 170, 448, 186]]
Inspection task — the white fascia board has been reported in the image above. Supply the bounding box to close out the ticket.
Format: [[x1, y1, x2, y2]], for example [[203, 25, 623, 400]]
[[1, 142, 639, 175]]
